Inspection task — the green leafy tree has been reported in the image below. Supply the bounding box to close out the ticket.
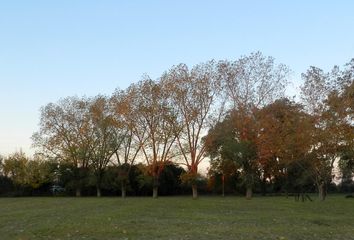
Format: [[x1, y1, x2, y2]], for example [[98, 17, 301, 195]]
[[205, 110, 259, 199], [2, 151, 28, 187]]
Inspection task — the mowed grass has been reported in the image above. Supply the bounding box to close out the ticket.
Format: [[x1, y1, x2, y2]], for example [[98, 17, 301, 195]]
[[0, 195, 353, 240]]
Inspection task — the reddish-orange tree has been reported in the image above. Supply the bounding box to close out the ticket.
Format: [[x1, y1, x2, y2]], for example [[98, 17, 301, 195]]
[[210, 52, 290, 199], [256, 98, 314, 195]]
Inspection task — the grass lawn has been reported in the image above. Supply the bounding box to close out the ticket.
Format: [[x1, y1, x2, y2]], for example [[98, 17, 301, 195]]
[[0, 195, 353, 240]]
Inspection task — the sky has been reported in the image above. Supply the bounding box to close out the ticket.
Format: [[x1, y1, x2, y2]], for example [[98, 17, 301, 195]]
[[0, 0, 354, 156]]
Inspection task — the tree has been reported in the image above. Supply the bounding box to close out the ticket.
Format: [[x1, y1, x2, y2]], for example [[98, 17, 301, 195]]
[[301, 66, 334, 200], [162, 61, 222, 199], [25, 154, 54, 190], [207, 52, 290, 199], [127, 77, 177, 198], [110, 89, 142, 198], [2, 151, 28, 187], [89, 95, 121, 197], [32, 97, 94, 197], [301, 60, 354, 200], [205, 109, 259, 199], [256, 98, 314, 196], [326, 62, 354, 191]]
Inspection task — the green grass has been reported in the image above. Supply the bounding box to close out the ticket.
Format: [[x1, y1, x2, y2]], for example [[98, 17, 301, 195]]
[[0, 195, 353, 240]]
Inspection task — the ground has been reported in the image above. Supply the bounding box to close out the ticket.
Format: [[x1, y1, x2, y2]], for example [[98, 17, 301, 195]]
[[0, 195, 353, 239]]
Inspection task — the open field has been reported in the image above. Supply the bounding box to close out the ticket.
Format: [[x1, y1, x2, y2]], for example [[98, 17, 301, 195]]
[[0, 195, 353, 240]]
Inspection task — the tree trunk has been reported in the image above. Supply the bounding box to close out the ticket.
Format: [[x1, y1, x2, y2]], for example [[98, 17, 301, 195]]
[[96, 187, 101, 197], [318, 182, 326, 201], [153, 186, 158, 199], [246, 186, 252, 200], [192, 185, 198, 199], [121, 182, 126, 198], [96, 173, 102, 197], [75, 188, 81, 197]]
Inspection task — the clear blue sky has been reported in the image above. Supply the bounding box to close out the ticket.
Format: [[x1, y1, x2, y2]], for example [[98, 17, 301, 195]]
[[1, 1, 354, 155]]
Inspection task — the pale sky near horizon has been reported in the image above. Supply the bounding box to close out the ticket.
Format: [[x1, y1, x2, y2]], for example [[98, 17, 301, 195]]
[[1, 1, 354, 157]]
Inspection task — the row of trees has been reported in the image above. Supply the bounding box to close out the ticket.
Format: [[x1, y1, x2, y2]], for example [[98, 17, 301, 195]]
[[0, 150, 345, 197], [0, 152, 193, 197], [1, 52, 353, 200]]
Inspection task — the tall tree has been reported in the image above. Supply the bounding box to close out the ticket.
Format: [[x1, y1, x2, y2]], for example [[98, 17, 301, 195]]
[[210, 52, 290, 199], [110, 89, 142, 198], [127, 77, 177, 198], [205, 109, 259, 199], [89, 95, 122, 197], [162, 61, 222, 199], [326, 61, 354, 190], [256, 98, 314, 195], [32, 97, 94, 196], [301, 59, 354, 200]]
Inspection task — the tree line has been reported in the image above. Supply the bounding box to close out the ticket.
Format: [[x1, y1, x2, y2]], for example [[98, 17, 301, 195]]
[[1, 52, 353, 200]]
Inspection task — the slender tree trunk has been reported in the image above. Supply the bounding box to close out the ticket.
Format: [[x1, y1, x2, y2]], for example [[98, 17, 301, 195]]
[[153, 186, 158, 199], [75, 188, 81, 197], [96, 186, 101, 197], [318, 182, 326, 201], [152, 174, 159, 199], [121, 182, 126, 198], [246, 186, 252, 200], [192, 185, 198, 199], [96, 173, 102, 197]]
